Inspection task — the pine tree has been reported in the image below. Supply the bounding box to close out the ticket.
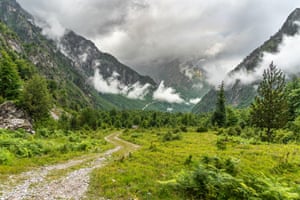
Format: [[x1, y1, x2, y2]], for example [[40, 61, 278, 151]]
[[250, 62, 288, 142], [212, 81, 226, 127], [0, 51, 21, 100]]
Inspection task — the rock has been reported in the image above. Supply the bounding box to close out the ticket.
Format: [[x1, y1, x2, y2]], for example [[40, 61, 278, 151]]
[[0, 101, 34, 133]]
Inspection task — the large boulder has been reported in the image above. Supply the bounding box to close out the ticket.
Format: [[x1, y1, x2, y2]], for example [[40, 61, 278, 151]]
[[0, 101, 34, 133]]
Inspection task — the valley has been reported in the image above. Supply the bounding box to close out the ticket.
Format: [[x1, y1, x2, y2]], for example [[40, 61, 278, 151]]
[[0, 0, 300, 199]]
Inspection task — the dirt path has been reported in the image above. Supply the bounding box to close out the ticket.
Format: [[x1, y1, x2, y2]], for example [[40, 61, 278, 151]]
[[0, 132, 139, 200]]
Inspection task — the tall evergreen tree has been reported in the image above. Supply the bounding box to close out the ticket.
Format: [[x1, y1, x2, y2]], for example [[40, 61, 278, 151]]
[[0, 51, 21, 100], [212, 81, 226, 127], [250, 62, 288, 142]]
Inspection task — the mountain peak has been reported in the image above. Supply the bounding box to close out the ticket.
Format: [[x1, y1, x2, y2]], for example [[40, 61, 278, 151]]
[[279, 8, 300, 36], [290, 8, 300, 18]]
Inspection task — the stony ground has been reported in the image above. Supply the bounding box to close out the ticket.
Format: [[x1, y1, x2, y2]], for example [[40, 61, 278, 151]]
[[0, 132, 139, 200]]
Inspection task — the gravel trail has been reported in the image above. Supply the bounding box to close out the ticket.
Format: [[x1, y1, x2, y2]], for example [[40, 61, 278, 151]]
[[0, 132, 139, 200]]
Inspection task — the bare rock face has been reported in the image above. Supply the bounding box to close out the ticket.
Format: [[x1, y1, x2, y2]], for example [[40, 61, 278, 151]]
[[0, 101, 34, 133]]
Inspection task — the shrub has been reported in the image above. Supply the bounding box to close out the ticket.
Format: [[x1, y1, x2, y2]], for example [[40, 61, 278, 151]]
[[162, 132, 182, 142], [216, 138, 227, 150], [184, 155, 193, 165], [0, 148, 14, 165], [274, 129, 297, 144], [180, 126, 188, 132], [227, 127, 237, 136], [173, 156, 299, 200], [196, 126, 208, 133], [175, 157, 248, 199]]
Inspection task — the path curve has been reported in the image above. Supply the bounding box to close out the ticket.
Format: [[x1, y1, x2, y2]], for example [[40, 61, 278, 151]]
[[0, 132, 139, 200]]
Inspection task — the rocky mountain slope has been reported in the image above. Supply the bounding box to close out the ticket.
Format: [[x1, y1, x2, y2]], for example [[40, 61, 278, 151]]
[[149, 58, 210, 98], [193, 8, 300, 113]]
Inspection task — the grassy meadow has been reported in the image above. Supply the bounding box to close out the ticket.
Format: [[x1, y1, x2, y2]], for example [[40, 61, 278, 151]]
[[87, 128, 300, 199]]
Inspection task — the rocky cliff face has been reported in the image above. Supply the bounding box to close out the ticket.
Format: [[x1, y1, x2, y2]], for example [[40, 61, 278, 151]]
[[59, 31, 156, 86], [193, 8, 300, 113], [0, 102, 33, 133]]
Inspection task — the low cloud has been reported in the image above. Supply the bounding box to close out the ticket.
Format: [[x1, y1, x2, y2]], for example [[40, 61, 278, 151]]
[[91, 68, 150, 99], [126, 82, 151, 99], [153, 81, 184, 104], [227, 28, 300, 85], [17, 0, 299, 81], [32, 12, 66, 40], [189, 98, 202, 104]]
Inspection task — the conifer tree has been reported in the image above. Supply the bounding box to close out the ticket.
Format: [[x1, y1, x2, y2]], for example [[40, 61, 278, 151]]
[[212, 81, 226, 127], [0, 51, 21, 100], [250, 62, 288, 141]]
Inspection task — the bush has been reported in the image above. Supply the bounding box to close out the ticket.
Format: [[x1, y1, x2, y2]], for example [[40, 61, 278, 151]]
[[175, 157, 247, 199], [196, 126, 208, 133], [216, 138, 227, 150], [180, 126, 188, 132], [162, 132, 182, 142], [0, 148, 14, 165], [274, 129, 297, 144], [173, 156, 299, 200]]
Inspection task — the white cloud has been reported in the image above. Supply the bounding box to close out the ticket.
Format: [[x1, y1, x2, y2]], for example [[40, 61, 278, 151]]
[[153, 81, 184, 104], [228, 29, 300, 85], [34, 14, 66, 40], [91, 68, 150, 99], [126, 82, 151, 99], [92, 68, 121, 94], [203, 57, 241, 86], [189, 98, 202, 104], [167, 107, 174, 112], [18, 0, 299, 73], [260, 32, 300, 75]]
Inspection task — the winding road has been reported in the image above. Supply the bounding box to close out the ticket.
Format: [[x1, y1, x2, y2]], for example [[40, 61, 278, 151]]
[[0, 132, 139, 200]]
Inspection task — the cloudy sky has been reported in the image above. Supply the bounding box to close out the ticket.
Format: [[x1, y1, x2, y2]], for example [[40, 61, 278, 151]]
[[17, 0, 300, 81]]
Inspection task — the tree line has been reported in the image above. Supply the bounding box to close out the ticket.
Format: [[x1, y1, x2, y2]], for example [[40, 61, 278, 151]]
[[212, 62, 300, 142]]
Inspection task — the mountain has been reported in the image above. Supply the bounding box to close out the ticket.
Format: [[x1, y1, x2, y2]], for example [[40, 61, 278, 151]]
[[149, 58, 210, 98], [192, 8, 300, 114], [59, 30, 156, 86], [0, 0, 166, 111]]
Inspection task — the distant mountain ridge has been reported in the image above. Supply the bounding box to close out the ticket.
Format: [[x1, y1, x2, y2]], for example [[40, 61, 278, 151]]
[[193, 8, 300, 113]]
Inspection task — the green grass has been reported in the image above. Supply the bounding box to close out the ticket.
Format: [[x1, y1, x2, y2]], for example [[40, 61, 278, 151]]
[[0, 128, 114, 179], [87, 128, 300, 199]]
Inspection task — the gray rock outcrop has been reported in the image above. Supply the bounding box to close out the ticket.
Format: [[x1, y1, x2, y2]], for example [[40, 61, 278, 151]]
[[0, 101, 34, 133]]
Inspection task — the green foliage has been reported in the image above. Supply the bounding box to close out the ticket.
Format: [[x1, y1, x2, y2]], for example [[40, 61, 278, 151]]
[[60, 109, 204, 131], [212, 82, 226, 127], [21, 75, 52, 121], [174, 156, 299, 199], [226, 106, 239, 126], [286, 77, 300, 120], [0, 50, 21, 100], [162, 131, 182, 142], [250, 63, 289, 141], [0, 128, 112, 167], [216, 137, 227, 150], [196, 126, 208, 133], [15, 59, 35, 80], [89, 129, 300, 199], [0, 148, 14, 165]]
